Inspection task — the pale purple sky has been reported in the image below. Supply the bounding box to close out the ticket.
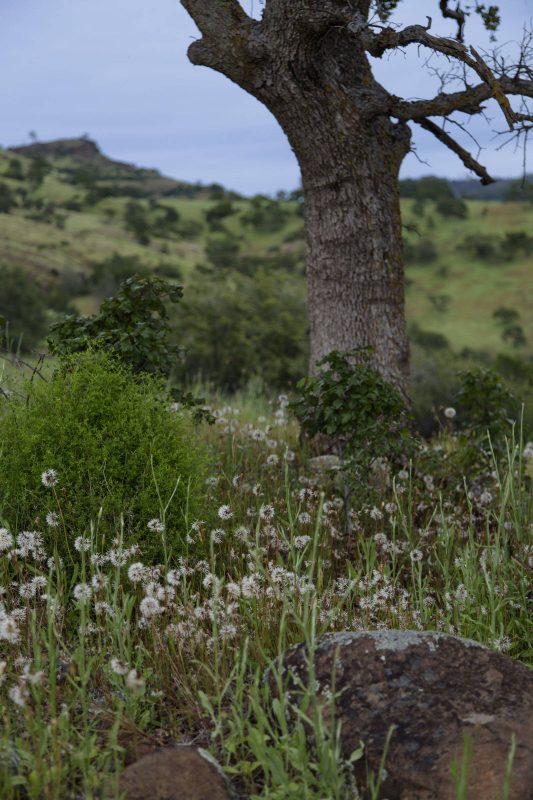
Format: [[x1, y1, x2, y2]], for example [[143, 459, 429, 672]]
[[1, 0, 532, 193]]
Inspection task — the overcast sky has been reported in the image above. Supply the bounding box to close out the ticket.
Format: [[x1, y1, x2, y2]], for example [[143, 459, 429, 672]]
[[1, 0, 532, 193]]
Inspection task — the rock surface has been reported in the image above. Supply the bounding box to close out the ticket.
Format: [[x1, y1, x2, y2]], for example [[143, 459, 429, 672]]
[[118, 745, 234, 800], [274, 630, 533, 800]]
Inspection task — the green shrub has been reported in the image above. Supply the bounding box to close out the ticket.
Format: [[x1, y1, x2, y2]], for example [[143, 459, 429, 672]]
[[0, 264, 48, 350], [0, 351, 207, 569], [0, 182, 16, 214], [173, 265, 308, 391]]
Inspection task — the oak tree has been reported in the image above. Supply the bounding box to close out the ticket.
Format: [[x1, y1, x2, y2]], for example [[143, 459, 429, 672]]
[[180, 0, 533, 397]]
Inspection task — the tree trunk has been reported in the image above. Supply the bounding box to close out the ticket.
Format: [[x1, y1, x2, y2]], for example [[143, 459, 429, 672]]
[[182, 1, 413, 398], [262, 86, 412, 398]]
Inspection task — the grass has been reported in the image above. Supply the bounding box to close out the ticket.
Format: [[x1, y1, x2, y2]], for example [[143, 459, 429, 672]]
[[0, 363, 531, 798]]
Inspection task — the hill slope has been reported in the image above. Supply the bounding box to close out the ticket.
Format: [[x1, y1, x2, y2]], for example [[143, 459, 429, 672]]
[[0, 137, 531, 360]]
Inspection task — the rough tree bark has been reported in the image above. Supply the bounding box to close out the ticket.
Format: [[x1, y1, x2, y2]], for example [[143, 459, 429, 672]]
[[180, 0, 533, 399]]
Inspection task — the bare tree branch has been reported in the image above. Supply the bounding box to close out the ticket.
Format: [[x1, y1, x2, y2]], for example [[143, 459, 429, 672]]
[[363, 22, 533, 130], [417, 117, 495, 184], [391, 76, 533, 122], [438, 0, 466, 41]]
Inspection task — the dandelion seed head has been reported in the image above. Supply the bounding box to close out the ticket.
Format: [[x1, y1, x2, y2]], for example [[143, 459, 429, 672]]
[[41, 469, 58, 488]]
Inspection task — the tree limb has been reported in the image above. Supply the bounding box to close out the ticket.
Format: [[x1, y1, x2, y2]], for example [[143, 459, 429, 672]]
[[180, 0, 264, 83], [363, 23, 533, 130], [392, 76, 533, 122], [417, 118, 495, 184], [439, 0, 466, 41]]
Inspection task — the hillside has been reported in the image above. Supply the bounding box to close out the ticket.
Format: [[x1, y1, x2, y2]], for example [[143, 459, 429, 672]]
[[0, 137, 531, 365]]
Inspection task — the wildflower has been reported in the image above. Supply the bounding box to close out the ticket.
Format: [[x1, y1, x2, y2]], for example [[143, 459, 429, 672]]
[[74, 536, 91, 553], [8, 684, 26, 707], [297, 511, 311, 524], [94, 601, 113, 616], [374, 532, 389, 548], [0, 616, 19, 643], [45, 512, 59, 528], [0, 661, 6, 685], [41, 469, 58, 488], [259, 504, 275, 521], [294, 535, 311, 550], [210, 528, 225, 544], [0, 529, 13, 552], [234, 525, 250, 542], [15, 531, 45, 560], [91, 574, 108, 591], [139, 596, 162, 619], [454, 584, 468, 602], [284, 449, 296, 462], [73, 583, 92, 602], [523, 442, 533, 461], [410, 549, 423, 563], [110, 657, 129, 676], [205, 476, 219, 487], [444, 407, 456, 419], [147, 518, 165, 534], [369, 507, 383, 521], [266, 454, 279, 467], [479, 490, 493, 505], [493, 635, 512, 652], [125, 668, 145, 692], [217, 505, 233, 521], [397, 469, 409, 481]]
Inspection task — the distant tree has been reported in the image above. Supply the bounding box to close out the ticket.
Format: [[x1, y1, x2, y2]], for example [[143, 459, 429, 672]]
[[0, 183, 15, 213], [205, 199, 235, 229], [435, 196, 468, 219], [4, 158, 25, 181], [0, 265, 48, 350], [205, 233, 241, 269], [181, 0, 533, 397], [124, 201, 151, 245], [27, 154, 50, 189]]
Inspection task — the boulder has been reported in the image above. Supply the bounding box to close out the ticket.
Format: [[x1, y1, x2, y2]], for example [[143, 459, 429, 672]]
[[273, 630, 533, 800], [118, 745, 234, 800]]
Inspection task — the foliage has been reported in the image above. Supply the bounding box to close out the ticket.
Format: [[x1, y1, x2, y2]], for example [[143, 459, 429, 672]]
[[402, 237, 437, 264], [48, 275, 183, 376], [27, 154, 50, 189], [493, 307, 527, 349], [3, 158, 24, 181], [124, 201, 151, 245], [205, 233, 241, 269], [241, 196, 289, 233], [455, 368, 518, 450], [89, 253, 151, 297], [436, 196, 468, 219], [173, 265, 308, 392], [291, 349, 414, 476], [0, 350, 206, 569], [0, 264, 48, 350], [0, 182, 16, 214]]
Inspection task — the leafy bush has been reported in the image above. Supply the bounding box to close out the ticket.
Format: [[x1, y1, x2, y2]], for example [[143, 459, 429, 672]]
[[4, 158, 24, 181], [0, 182, 16, 214], [436, 196, 468, 219], [124, 201, 151, 245], [292, 349, 414, 477], [0, 264, 48, 350], [0, 350, 207, 569], [402, 237, 437, 264], [205, 233, 241, 269], [241, 196, 289, 232], [173, 266, 308, 391], [48, 276, 183, 376]]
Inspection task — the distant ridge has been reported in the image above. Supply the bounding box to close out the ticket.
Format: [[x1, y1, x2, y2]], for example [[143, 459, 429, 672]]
[[7, 136, 210, 199]]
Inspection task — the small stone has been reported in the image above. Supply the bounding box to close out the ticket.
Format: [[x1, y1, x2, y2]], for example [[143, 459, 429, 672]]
[[271, 630, 533, 800], [118, 746, 234, 800]]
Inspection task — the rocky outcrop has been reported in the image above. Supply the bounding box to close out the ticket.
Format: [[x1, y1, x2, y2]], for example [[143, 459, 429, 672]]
[[272, 630, 533, 800], [118, 745, 234, 800]]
